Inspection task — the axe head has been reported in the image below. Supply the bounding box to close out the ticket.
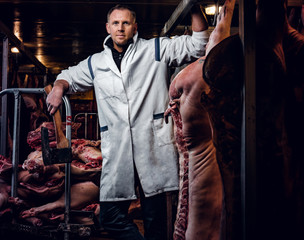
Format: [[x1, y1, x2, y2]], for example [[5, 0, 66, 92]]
[[41, 127, 72, 166]]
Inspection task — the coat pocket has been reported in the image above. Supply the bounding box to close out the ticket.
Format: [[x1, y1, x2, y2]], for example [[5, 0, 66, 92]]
[[100, 126, 111, 162], [152, 113, 174, 147]]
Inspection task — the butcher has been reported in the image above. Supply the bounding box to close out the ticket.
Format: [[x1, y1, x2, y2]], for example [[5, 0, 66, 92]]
[[165, 0, 243, 239], [45, 3, 209, 239]]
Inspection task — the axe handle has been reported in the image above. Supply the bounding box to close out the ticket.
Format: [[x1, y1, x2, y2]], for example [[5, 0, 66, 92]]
[[45, 84, 69, 149]]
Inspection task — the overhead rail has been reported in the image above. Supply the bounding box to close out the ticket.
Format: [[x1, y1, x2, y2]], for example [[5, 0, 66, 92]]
[[0, 20, 47, 74], [160, 0, 199, 37]]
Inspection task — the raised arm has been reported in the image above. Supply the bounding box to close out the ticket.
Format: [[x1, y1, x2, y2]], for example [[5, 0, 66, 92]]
[[46, 80, 69, 115], [191, 5, 209, 32]]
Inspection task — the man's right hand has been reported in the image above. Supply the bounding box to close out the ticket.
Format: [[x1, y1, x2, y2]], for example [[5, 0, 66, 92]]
[[46, 80, 69, 115]]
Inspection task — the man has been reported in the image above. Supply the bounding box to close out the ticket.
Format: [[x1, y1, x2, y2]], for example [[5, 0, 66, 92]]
[[46, 4, 208, 239]]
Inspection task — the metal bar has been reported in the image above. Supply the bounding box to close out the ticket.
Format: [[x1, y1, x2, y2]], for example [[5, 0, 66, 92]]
[[85, 113, 88, 139], [62, 96, 72, 240], [160, 0, 199, 36], [0, 21, 47, 74], [73, 112, 99, 140], [1, 36, 8, 156], [0, 88, 45, 97], [11, 91, 21, 197], [239, 0, 256, 240]]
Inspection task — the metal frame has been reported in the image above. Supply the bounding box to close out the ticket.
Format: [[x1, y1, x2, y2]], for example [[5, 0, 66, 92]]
[[1, 36, 9, 156], [239, 1, 256, 240], [160, 0, 199, 36]]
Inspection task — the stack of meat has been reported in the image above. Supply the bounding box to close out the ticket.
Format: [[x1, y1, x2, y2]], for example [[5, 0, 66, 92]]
[[0, 121, 102, 227]]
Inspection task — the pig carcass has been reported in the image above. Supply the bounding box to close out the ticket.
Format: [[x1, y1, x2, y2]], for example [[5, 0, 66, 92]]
[[165, 0, 243, 239], [0, 156, 12, 217], [20, 181, 99, 226], [0, 155, 12, 181], [23, 138, 102, 177], [0, 179, 11, 215]]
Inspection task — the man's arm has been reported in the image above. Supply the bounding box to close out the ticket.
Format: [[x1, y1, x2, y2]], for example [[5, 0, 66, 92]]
[[191, 5, 209, 32], [46, 80, 69, 115]]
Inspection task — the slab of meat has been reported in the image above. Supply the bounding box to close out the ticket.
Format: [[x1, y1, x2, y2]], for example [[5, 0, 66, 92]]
[[19, 181, 99, 226], [17, 169, 65, 201], [0, 155, 12, 181], [26, 121, 81, 149], [23, 138, 102, 183], [165, 1, 243, 239], [71, 139, 102, 168], [48, 203, 100, 225], [0, 179, 11, 212]]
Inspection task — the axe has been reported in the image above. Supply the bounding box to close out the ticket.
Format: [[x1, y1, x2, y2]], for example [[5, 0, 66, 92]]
[[41, 84, 72, 165]]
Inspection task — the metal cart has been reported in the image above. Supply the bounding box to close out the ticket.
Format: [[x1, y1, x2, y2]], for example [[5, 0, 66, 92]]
[[0, 88, 93, 240]]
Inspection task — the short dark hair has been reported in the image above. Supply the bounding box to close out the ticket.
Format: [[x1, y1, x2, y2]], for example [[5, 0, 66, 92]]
[[107, 4, 136, 23]]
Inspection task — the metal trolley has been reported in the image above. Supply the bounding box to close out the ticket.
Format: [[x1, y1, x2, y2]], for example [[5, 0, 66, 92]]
[[0, 88, 93, 240]]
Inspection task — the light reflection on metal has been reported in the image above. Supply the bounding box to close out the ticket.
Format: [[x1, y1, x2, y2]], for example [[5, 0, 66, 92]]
[[35, 21, 47, 65], [36, 20, 45, 38], [13, 8, 22, 41], [205, 5, 222, 15], [36, 37, 47, 65], [72, 39, 80, 55], [13, 20, 22, 41], [11, 47, 19, 53]]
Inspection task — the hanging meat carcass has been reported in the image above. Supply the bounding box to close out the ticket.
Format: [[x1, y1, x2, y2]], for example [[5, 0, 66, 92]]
[[165, 1, 242, 239]]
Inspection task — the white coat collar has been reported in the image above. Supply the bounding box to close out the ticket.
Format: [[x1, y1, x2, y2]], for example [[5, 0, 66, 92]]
[[102, 32, 138, 77], [103, 32, 139, 49]]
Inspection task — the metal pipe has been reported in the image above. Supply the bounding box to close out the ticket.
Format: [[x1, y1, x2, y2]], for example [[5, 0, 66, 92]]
[[160, 0, 199, 37], [74, 112, 99, 139], [1, 37, 9, 156], [239, 0, 256, 240], [85, 113, 88, 139], [11, 90, 21, 197], [62, 96, 72, 240]]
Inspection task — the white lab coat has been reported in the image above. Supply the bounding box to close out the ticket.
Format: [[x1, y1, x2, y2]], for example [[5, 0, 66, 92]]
[[57, 31, 209, 201]]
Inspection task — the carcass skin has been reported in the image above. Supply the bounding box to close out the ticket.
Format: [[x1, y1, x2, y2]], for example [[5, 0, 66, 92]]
[[20, 181, 99, 219], [166, 58, 224, 240], [0, 179, 10, 211], [165, 0, 243, 239]]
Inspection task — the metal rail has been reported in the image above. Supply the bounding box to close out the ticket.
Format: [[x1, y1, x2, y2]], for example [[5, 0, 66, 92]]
[[74, 112, 99, 139], [160, 0, 199, 36]]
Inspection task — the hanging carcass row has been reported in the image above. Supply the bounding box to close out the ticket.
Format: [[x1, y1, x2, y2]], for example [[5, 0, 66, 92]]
[[165, 0, 243, 240]]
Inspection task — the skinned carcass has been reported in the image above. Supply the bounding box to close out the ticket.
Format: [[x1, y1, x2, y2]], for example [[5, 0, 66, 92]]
[[19, 181, 99, 226], [165, 0, 243, 239], [0, 156, 12, 217]]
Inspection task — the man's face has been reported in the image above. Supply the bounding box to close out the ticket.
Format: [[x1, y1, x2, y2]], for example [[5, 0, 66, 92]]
[[106, 9, 138, 52]]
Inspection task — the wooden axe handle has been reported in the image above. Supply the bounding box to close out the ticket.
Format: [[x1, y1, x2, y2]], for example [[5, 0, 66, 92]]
[[44, 84, 69, 149]]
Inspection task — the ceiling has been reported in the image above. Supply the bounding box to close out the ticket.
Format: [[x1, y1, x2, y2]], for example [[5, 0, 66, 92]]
[[0, 0, 233, 76], [0, 0, 302, 77]]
